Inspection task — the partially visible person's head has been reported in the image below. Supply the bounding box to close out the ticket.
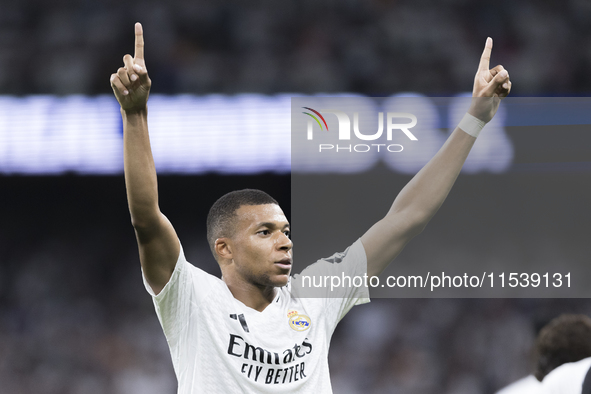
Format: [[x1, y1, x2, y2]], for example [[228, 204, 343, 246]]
[[535, 314, 591, 381], [206, 189, 279, 259]]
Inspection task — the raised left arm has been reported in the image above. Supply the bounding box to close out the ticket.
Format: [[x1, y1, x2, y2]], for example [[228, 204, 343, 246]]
[[361, 37, 511, 277]]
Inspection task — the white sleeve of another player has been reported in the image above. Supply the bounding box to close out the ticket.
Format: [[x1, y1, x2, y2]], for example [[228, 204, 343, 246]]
[[541, 357, 591, 394], [495, 375, 541, 394], [142, 241, 215, 342]]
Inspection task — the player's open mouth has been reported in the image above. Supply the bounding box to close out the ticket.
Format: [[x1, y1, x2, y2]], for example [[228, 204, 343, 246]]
[[274, 258, 292, 269]]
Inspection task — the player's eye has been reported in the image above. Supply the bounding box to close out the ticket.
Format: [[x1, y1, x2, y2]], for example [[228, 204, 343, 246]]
[[284, 230, 291, 238], [257, 229, 270, 236]]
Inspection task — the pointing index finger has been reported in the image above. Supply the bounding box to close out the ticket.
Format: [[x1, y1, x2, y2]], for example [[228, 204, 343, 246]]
[[478, 37, 493, 72], [134, 22, 144, 60]]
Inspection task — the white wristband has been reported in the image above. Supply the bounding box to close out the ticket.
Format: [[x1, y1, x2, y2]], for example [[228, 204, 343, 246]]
[[458, 113, 486, 138]]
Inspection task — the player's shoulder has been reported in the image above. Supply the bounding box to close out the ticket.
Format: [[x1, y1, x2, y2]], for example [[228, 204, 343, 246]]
[[173, 246, 228, 295], [184, 259, 227, 290], [542, 357, 591, 393], [323, 238, 366, 264], [296, 238, 366, 275], [288, 238, 368, 300], [278, 279, 323, 313]]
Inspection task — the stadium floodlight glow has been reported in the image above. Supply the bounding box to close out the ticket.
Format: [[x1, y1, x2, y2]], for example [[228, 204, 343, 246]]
[[0, 93, 516, 175], [0, 94, 292, 175]]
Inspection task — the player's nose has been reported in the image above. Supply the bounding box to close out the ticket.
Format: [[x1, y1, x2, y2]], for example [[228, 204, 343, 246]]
[[276, 232, 293, 251]]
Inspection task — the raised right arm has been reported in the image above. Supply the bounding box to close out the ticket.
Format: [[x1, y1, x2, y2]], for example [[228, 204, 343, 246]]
[[110, 23, 179, 295]]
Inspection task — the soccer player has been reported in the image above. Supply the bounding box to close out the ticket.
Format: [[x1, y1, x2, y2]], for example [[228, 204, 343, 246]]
[[110, 23, 511, 393], [497, 314, 591, 394]]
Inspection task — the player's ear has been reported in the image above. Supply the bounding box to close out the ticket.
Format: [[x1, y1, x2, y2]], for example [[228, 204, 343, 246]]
[[215, 237, 233, 261]]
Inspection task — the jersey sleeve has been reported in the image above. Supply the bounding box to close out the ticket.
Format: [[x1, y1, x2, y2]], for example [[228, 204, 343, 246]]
[[142, 241, 216, 342], [291, 239, 370, 326]]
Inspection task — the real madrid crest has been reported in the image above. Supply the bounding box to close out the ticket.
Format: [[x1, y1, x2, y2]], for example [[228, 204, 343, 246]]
[[287, 310, 311, 332]]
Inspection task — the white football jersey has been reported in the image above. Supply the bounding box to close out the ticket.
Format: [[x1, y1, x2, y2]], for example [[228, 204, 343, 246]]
[[496, 375, 542, 394], [143, 239, 370, 394], [542, 357, 591, 394]]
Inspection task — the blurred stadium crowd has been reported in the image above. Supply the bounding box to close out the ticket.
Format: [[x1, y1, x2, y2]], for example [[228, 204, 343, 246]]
[[2, 0, 591, 393], [0, 0, 590, 96]]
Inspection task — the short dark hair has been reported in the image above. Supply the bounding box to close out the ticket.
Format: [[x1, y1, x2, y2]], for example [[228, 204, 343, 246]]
[[206, 189, 279, 259], [534, 314, 591, 381]]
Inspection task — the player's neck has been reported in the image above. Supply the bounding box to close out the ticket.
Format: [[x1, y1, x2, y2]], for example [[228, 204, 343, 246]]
[[223, 277, 277, 312]]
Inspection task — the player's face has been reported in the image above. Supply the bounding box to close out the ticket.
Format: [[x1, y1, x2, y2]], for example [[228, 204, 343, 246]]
[[230, 204, 292, 288]]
